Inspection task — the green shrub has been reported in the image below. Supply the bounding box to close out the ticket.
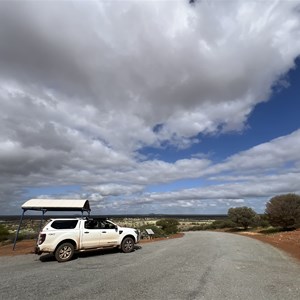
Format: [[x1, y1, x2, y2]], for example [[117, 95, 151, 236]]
[[203, 223, 216, 230], [14, 231, 37, 242], [265, 193, 300, 229], [156, 219, 179, 235], [185, 225, 205, 231], [228, 206, 257, 229], [253, 214, 270, 228], [187, 222, 231, 231], [0, 224, 10, 242], [211, 219, 236, 229], [258, 227, 282, 234], [0, 224, 9, 235]]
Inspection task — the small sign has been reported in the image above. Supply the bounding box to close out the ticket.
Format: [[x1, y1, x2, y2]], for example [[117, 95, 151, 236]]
[[145, 229, 154, 235]]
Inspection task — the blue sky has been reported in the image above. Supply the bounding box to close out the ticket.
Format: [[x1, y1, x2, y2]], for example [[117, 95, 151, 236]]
[[141, 58, 300, 200], [1, 0, 300, 215], [143, 57, 300, 163]]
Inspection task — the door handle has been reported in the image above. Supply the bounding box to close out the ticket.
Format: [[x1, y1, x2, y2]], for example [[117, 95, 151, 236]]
[[102, 231, 106, 233], [84, 232, 89, 234]]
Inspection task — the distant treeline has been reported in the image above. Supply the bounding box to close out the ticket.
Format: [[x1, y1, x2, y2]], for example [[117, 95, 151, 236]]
[[0, 214, 227, 221]]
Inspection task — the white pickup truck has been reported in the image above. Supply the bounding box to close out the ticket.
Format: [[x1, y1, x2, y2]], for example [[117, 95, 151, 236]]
[[35, 218, 140, 262]]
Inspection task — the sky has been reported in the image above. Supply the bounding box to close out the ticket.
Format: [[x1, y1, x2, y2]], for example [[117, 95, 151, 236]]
[[1, 0, 300, 215]]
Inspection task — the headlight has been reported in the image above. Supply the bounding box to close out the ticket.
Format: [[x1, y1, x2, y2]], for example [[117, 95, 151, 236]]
[[135, 229, 141, 240]]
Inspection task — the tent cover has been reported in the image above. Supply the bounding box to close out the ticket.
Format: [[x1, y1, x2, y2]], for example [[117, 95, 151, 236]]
[[14, 199, 91, 250], [21, 198, 91, 212]]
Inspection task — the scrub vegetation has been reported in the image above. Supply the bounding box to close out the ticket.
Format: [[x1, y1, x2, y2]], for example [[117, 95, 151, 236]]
[[0, 224, 9, 242], [183, 193, 300, 233]]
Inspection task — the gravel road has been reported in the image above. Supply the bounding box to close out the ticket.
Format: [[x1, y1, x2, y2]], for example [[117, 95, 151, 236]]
[[1, 231, 300, 300]]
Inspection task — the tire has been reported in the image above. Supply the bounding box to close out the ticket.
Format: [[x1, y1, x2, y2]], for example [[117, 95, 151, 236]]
[[121, 237, 135, 253], [55, 242, 74, 262]]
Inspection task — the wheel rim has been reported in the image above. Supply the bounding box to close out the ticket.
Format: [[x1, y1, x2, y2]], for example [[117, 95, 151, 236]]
[[124, 239, 133, 251], [59, 245, 72, 260]]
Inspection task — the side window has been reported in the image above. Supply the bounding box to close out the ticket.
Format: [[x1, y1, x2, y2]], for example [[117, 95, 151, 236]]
[[98, 221, 106, 229], [95, 220, 116, 229], [51, 220, 78, 229], [85, 220, 99, 229], [102, 221, 116, 229], [85, 220, 116, 230]]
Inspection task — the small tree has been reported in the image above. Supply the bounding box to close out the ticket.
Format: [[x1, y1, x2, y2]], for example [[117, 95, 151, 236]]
[[156, 218, 179, 235], [228, 206, 257, 229], [265, 194, 300, 229]]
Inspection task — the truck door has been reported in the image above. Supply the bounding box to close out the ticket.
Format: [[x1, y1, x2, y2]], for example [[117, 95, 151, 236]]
[[98, 220, 119, 246], [81, 220, 101, 249]]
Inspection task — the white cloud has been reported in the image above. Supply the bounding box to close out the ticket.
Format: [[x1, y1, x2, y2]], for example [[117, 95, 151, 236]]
[[86, 184, 144, 197], [77, 130, 300, 213], [0, 0, 300, 213], [1, 1, 300, 147], [208, 129, 300, 175], [98, 171, 299, 213]]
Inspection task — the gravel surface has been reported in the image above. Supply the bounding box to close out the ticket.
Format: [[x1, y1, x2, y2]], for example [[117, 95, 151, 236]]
[[238, 229, 300, 262], [1, 231, 300, 300]]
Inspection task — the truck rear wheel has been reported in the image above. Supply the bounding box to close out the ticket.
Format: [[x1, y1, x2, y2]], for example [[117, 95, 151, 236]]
[[55, 242, 74, 262], [121, 237, 134, 253]]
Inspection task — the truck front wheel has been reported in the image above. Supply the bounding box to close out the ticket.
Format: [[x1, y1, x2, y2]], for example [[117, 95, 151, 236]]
[[55, 242, 74, 262], [121, 237, 134, 253]]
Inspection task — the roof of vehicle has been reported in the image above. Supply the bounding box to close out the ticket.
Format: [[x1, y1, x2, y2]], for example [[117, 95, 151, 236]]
[[48, 218, 84, 221], [21, 199, 91, 212]]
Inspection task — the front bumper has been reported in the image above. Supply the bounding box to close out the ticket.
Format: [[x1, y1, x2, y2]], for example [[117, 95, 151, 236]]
[[135, 229, 141, 243], [35, 246, 42, 255]]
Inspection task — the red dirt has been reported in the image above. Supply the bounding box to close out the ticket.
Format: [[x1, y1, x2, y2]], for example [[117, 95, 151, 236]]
[[0, 240, 36, 256], [238, 229, 300, 262]]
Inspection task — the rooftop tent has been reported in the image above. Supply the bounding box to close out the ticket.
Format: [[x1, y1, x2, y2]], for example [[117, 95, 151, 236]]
[[13, 199, 91, 250], [21, 199, 91, 212]]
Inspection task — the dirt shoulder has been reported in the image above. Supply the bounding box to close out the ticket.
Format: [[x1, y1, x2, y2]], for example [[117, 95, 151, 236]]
[[237, 229, 300, 262], [0, 240, 36, 256]]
